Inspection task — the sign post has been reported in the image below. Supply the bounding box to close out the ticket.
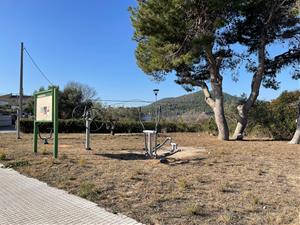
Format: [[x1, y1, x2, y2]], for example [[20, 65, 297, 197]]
[[33, 87, 58, 158]]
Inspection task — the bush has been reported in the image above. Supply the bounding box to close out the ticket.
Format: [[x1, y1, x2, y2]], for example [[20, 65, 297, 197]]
[[20, 119, 203, 134], [0, 152, 6, 160]]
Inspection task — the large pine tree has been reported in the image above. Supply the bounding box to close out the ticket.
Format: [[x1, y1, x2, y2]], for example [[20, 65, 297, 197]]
[[130, 0, 241, 140]]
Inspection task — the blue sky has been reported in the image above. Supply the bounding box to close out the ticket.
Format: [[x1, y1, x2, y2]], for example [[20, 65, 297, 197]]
[[0, 0, 299, 105]]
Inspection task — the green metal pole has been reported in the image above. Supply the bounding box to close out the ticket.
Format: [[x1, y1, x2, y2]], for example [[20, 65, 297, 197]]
[[53, 87, 58, 158], [33, 94, 38, 153], [33, 121, 38, 153]]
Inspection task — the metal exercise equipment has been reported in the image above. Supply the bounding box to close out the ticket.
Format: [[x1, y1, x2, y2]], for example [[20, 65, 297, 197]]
[[72, 102, 104, 150], [38, 125, 53, 144], [139, 89, 181, 159]]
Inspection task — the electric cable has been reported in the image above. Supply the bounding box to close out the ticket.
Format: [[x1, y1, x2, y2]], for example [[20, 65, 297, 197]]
[[23, 47, 54, 86]]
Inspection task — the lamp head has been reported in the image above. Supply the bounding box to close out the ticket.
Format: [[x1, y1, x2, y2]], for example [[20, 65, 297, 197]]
[[153, 89, 159, 96]]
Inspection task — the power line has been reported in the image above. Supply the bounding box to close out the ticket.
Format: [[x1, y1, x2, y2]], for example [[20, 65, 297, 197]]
[[23, 47, 54, 86]]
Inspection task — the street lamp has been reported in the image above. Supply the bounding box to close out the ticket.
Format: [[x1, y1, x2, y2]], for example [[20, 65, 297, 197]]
[[153, 89, 159, 102]]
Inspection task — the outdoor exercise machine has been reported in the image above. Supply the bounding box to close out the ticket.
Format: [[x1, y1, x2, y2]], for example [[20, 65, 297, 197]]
[[33, 87, 59, 158], [139, 89, 181, 159], [72, 102, 104, 150]]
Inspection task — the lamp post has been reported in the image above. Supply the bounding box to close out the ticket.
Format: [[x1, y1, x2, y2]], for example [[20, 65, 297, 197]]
[[153, 89, 159, 124], [153, 89, 159, 102]]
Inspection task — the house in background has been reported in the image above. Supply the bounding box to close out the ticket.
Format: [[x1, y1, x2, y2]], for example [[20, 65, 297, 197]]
[[0, 93, 32, 108], [0, 93, 32, 127]]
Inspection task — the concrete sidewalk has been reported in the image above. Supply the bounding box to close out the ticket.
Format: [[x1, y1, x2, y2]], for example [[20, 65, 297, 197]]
[[0, 165, 143, 225]]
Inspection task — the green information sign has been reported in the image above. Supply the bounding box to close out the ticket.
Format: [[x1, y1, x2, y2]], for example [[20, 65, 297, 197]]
[[33, 87, 59, 158]]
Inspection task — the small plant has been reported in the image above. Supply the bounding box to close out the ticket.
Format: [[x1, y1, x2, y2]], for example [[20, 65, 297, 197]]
[[253, 196, 260, 205], [220, 182, 232, 193], [217, 212, 233, 224], [79, 182, 97, 201], [79, 157, 86, 167], [185, 204, 206, 216], [0, 151, 6, 160], [41, 147, 47, 155], [7, 160, 29, 168], [178, 178, 188, 191], [60, 153, 68, 160]]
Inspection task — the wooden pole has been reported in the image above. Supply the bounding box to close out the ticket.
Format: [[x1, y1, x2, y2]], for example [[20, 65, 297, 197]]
[[17, 42, 23, 139]]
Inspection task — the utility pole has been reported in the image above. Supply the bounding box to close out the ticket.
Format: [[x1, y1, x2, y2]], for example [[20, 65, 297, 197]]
[[17, 42, 23, 139]]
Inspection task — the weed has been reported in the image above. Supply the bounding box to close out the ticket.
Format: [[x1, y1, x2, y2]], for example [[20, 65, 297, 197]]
[[0, 151, 6, 160], [60, 153, 68, 160], [185, 204, 206, 216], [178, 178, 188, 191], [217, 212, 233, 224], [220, 182, 232, 193], [79, 157, 86, 167], [253, 196, 260, 205], [79, 182, 98, 201], [7, 160, 29, 168], [41, 147, 47, 155]]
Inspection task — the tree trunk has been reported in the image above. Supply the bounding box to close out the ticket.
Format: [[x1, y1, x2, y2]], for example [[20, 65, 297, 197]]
[[289, 104, 300, 144], [203, 46, 229, 141], [232, 40, 266, 140], [214, 97, 229, 140]]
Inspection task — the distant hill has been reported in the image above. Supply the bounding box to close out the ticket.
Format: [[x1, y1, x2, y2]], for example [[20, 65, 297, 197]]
[[141, 91, 239, 122]]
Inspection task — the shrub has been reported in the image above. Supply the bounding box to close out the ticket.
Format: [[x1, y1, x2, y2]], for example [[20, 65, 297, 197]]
[[79, 182, 97, 200], [185, 204, 206, 216], [0, 152, 6, 160], [20, 119, 203, 134]]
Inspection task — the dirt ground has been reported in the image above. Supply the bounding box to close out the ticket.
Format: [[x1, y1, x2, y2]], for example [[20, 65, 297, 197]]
[[0, 132, 299, 225]]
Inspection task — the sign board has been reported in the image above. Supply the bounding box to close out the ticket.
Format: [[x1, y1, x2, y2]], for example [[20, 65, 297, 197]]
[[33, 88, 58, 158], [36, 92, 53, 122]]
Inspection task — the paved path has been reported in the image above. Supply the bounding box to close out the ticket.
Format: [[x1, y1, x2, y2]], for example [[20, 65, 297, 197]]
[[0, 165, 143, 225]]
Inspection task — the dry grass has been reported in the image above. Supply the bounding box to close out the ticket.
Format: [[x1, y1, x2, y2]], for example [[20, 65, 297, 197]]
[[0, 132, 299, 225]]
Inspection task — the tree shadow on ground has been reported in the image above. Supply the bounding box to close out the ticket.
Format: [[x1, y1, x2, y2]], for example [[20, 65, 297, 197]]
[[95, 152, 148, 160], [229, 139, 277, 142], [95, 152, 208, 165], [166, 157, 207, 166]]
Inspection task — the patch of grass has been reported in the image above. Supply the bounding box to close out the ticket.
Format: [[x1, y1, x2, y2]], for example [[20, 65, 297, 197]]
[[185, 204, 206, 216], [79, 157, 86, 167], [253, 196, 261, 205], [0, 151, 6, 160], [220, 182, 232, 193], [60, 153, 68, 160], [217, 211, 233, 224], [7, 160, 29, 168], [41, 147, 48, 155], [178, 178, 188, 191], [78, 182, 98, 201], [129, 169, 146, 181]]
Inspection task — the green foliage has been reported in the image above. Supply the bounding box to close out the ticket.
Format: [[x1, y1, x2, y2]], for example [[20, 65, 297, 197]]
[[19, 119, 203, 134], [0, 152, 6, 160], [225, 0, 299, 89], [28, 82, 98, 119], [130, 0, 239, 84], [267, 91, 299, 139], [246, 91, 300, 139], [78, 182, 98, 201]]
